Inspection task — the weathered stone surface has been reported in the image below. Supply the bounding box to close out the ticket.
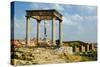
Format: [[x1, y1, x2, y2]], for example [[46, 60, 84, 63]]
[[11, 45, 96, 65]]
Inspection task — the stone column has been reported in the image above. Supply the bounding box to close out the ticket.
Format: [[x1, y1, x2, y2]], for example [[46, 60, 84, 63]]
[[76, 47, 79, 53], [52, 16, 56, 45], [44, 20, 47, 41], [87, 44, 89, 52], [73, 46, 77, 52], [91, 44, 95, 51], [79, 46, 82, 52], [86, 44, 89, 52], [81, 45, 85, 52], [59, 20, 62, 46], [37, 20, 40, 45], [89, 43, 94, 50], [26, 16, 30, 47]]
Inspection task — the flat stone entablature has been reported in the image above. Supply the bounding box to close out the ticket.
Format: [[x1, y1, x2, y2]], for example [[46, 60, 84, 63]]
[[26, 9, 62, 21]]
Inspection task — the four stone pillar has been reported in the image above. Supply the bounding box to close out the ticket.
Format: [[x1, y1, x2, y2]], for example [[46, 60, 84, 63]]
[[44, 20, 47, 40], [26, 16, 62, 47], [52, 16, 56, 45], [26, 16, 30, 47], [59, 20, 62, 46], [37, 20, 41, 45]]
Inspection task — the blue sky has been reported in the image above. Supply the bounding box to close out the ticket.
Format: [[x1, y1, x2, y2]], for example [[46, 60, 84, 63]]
[[13, 1, 97, 43]]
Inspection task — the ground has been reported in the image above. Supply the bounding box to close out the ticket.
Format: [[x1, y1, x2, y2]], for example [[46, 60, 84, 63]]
[[11, 45, 97, 66]]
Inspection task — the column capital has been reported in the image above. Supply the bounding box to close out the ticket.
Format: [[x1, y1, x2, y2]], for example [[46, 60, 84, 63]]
[[52, 16, 56, 19], [25, 15, 31, 18], [37, 20, 41, 23], [59, 19, 63, 22]]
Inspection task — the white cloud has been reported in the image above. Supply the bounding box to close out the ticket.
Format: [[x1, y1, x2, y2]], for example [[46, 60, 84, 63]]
[[52, 4, 64, 11], [77, 6, 97, 15], [30, 3, 65, 12], [62, 14, 83, 25], [29, 3, 39, 9], [14, 17, 26, 29], [14, 21, 19, 28], [14, 17, 21, 28], [87, 6, 96, 11], [30, 3, 51, 10], [63, 16, 73, 25], [71, 14, 83, 21], [14, 16, 26, 38]]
